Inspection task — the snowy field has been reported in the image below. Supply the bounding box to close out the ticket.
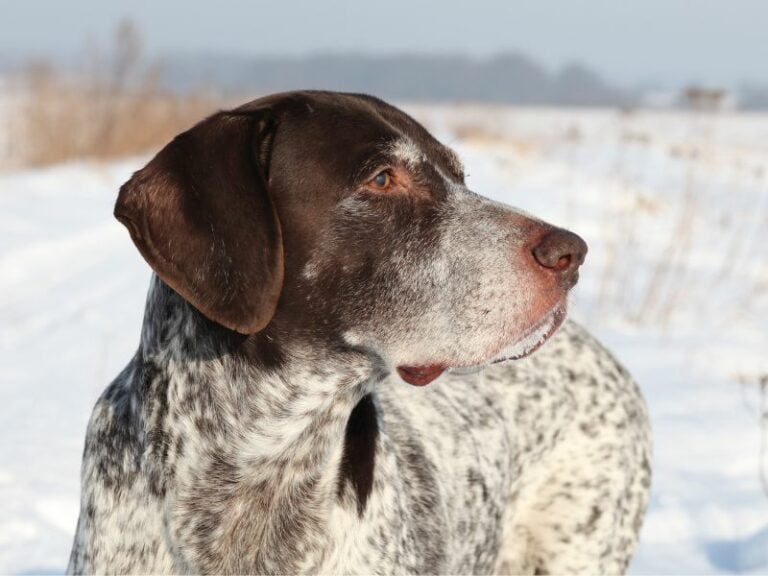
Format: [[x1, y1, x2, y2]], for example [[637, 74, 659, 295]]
[[2, 104, 768, 573]]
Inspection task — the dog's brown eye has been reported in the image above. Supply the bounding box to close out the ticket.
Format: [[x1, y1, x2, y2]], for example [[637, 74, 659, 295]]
[[362, 167, 418, 197], [369, 170, 392, 190]]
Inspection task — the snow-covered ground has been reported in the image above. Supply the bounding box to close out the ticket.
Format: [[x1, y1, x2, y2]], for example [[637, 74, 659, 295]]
[[1, 105, 767, 573]]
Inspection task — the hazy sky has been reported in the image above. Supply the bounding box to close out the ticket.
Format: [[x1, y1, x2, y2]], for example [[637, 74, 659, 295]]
[[2, 0, 765, 88]]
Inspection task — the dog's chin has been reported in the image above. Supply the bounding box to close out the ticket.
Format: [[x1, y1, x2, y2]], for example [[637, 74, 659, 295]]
[[491, 302, 567, 363], [446, 302, 567, 376], [397, 302, 567, 385]]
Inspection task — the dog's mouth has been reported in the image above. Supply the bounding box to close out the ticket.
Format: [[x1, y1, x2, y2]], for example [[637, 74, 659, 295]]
[[397, 302, 567, 386], [487, 301, 566, 364]]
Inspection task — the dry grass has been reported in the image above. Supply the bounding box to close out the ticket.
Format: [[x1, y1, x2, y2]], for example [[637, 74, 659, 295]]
[[452, 124, 537, 156], [6, 20, 226, 168]]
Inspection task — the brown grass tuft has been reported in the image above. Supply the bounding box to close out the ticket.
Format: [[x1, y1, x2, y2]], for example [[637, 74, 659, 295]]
[[8, 19, 226, 168]]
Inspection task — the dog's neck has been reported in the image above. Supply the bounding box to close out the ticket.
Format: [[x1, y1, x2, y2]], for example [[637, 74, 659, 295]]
[[139, 274, 382, 393], [134, 276, 383, 572]]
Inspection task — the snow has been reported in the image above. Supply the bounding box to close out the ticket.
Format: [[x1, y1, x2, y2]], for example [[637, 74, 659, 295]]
[[2, 105, 768, 573]]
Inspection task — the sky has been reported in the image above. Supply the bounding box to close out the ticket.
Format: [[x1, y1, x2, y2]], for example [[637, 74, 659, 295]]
[[1, 0, 766, 89]]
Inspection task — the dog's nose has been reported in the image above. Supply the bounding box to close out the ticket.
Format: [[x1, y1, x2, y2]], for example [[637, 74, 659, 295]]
[[532, 229, 588, 282]]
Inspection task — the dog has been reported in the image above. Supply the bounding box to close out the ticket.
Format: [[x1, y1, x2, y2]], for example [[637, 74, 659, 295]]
[[67, 90, 651, 574]]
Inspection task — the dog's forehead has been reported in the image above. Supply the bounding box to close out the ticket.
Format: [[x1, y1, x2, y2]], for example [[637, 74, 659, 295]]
[[281, 91, 465, 180], [354, 95, 465, 178]]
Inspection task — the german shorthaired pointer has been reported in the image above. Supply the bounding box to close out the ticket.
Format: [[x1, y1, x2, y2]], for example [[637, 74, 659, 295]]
[[68, 91, 651, 574]]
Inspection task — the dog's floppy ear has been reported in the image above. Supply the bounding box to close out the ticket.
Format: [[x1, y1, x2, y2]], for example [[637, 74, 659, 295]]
[[114, 109, 283, 334]]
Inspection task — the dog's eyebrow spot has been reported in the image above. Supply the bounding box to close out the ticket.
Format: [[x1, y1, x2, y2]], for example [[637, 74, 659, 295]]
[[388, 137, 464, 183], [389, 138, 426, 169]]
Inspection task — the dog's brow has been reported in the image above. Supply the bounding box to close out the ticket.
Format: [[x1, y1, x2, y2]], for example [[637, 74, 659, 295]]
[[388, 137, 464, 182], [389, 138, 426, 168], [386, 137, 464, 180]]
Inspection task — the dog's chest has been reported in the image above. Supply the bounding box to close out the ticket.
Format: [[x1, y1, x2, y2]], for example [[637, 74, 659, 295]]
[[317, 378, 519, 574]]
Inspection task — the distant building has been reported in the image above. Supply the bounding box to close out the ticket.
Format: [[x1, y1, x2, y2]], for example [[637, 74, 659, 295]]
[[639, 86, 736, 111], [681, 87, 736, 111]]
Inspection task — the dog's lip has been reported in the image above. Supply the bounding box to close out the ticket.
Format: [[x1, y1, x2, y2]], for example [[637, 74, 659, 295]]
[[490, 302, 567, 364], [445, 302, 567, 376], [396, 364, 446, 386]]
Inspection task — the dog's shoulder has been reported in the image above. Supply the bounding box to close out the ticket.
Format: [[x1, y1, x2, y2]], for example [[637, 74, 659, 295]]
[[481, 321, 651, 574], [71, 355, 178, 574], [532, 319, 648, 425], [80, 356, 143, 489]]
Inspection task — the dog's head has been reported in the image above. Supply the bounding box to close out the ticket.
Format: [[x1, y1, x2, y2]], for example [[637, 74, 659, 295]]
[[116, 91, 586, 385]]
